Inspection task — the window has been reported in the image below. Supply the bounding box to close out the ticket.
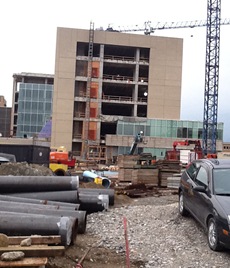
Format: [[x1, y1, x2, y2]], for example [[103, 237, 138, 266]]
[[186, 163, 199, 181], [177, 127, 193, 138], [213, 169, 230, 194], [195, 166, 208, 187]]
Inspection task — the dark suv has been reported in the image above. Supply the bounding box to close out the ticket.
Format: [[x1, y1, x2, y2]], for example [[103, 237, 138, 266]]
[[179, 158, 230, 251]]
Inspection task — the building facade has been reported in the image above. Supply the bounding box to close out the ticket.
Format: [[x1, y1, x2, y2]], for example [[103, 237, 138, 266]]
[[0, 95, 11, 137], [52, 26, 187, 161], [11, 73, 54, 137], [0, 107, 11, 137]]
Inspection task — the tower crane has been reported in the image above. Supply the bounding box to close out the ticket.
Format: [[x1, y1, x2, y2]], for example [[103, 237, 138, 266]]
[[107, 18, 230, 35], [106, 0, 229, 156]]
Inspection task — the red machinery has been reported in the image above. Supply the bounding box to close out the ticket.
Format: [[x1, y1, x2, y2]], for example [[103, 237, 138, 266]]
[[165, 140, 203, 161], [50, 146, 76, 169]]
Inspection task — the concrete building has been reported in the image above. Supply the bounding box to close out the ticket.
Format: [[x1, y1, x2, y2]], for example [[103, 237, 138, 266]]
[[52, 26, 195, 162], [11, 73, 54, 137], [8, 27, 223, 163]]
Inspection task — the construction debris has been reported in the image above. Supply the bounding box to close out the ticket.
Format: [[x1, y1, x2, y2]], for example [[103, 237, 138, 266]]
[[1, 251, 25, 261]]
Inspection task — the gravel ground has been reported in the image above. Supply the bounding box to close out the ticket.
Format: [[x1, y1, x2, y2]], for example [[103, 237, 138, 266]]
[[87, 194, 230, 268]]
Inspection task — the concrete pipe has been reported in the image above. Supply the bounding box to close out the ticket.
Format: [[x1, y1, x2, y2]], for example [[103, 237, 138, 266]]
[[0, 199, 78, 213], [78, 188, 115, 206], [0, 202, 87, 234], [0, 212, 77, 246], [82, 170, 111, 188], [8, 191, 109, 213], [0, 176, 79, 193], [78, 193, 109, 213], [0, 194, 80, 210], [8, 190, 79, 204]]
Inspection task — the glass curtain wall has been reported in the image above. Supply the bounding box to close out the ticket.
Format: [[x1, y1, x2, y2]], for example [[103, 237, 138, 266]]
[[16, 83, 53, 137], [117, 119, 224, 158]]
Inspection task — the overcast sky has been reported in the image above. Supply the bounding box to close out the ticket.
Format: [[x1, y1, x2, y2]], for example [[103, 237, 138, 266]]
[[0, 0, 230, 140]]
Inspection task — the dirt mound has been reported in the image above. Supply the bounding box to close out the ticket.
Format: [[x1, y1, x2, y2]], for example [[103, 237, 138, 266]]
[[0, 162, 54, 176]]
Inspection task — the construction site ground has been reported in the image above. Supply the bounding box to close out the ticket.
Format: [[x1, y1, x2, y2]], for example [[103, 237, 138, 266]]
[[0, 162, 178, 268], [47, 191, 178, 268]]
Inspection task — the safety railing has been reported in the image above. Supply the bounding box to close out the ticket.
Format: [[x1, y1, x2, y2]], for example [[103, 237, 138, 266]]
[[103, 74, 134, 82], [104, 55, 135, 62], [102, 95, 133, 102]]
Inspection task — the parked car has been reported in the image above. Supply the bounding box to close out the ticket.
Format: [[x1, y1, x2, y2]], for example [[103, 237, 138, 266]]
[[179, 158, 230, 251], [0, 156, 9, 165]]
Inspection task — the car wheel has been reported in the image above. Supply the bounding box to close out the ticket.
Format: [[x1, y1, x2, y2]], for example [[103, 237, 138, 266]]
[[179, 191, 188, 216], [207, 218, 223, 251]]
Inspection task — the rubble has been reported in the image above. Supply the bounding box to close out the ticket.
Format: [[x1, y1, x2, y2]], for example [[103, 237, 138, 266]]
[[0, 162, 53, 176], [1, 251, 25, 261]]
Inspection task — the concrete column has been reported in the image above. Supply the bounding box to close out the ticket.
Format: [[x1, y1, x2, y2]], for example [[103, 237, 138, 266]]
[[96, 44, 105, 142], [133, 48, 140, 116]]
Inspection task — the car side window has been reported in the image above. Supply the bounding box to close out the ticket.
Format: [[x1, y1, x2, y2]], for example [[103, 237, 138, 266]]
[[186, 162, 199, 181], [195, 166, 208, 187]]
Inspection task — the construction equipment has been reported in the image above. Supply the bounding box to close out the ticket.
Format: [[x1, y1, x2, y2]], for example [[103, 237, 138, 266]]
[[107, 0, 227, 158], [128, 131, 144, 155], [49, 146, 76, 176], [202, 0, 220, 156], [107, 18, 230, 35], [82, 21, 94, 159], [166, 139, 218, 163], [165, 139, 203, 162]]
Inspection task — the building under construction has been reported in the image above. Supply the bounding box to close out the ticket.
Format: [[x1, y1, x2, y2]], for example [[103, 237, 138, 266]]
[[50, 25, 223, 163]]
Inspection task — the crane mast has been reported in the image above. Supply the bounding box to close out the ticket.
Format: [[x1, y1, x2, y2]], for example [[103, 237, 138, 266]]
[[202, 0, 221, 155]]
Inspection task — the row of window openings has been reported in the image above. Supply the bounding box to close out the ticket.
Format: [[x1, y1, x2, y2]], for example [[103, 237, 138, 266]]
[[76, 65, 148, 81]]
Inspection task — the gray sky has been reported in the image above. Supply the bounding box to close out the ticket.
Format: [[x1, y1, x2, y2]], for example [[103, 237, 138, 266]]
[[0, 0, 230, 140]]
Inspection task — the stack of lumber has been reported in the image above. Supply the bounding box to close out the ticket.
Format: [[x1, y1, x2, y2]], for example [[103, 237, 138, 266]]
[[118, 155, 159, 185], [167, 174, 182, 189], [117, 155, 139, 169], [157, 160, 182, 187]]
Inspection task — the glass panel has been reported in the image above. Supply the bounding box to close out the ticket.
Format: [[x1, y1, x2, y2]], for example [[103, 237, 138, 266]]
[[172, 127, 177, 138], [193, 128, 198, 139], [198, 128, 203, 139], [45, 103, 52, 113], [46, 91, 52, 99], [188, 128, 193, 138], [38, 102, 44, 111], [188, 121, 193, 128], [26, 90, 32, 98], [167, 127, 172, 138], [124, 124, 133, 135], [33, 90, 39, 99], [155, 126, 161, 137], [177, 128, 183, 138]]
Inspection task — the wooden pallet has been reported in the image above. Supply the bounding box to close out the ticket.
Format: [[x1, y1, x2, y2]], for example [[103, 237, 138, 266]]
[[0, 235, 65, 267], [0, 257, 47, 267]]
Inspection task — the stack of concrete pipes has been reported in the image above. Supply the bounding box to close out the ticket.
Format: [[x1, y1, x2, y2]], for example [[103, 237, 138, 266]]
[[0, 175, 115, 246]]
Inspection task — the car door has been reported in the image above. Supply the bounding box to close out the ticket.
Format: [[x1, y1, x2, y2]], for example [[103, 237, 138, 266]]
[[189, 165, 212, 227], [182, 161, 200, 212]]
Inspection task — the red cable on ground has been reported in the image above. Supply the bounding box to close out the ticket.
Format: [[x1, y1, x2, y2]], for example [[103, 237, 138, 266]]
[[123, 216, 130, 268]]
